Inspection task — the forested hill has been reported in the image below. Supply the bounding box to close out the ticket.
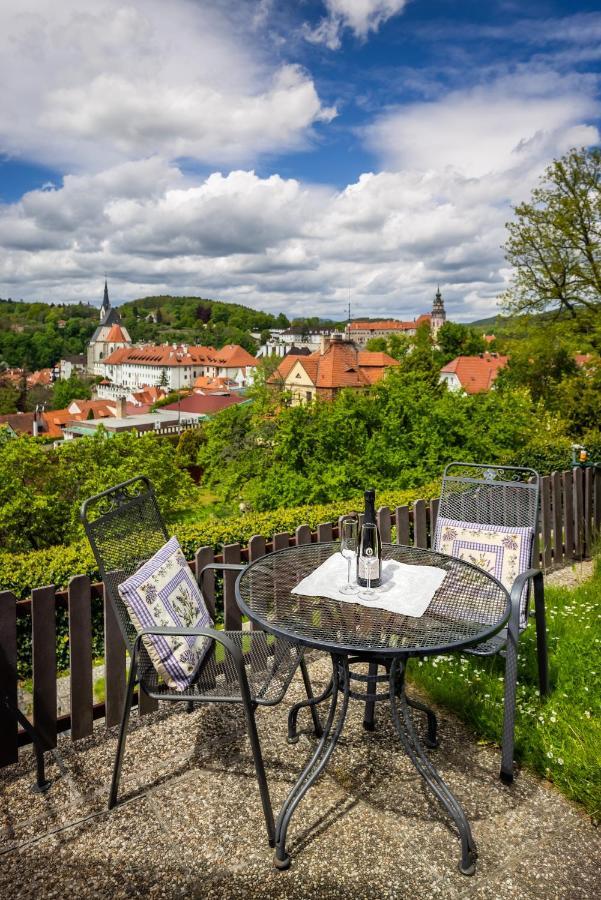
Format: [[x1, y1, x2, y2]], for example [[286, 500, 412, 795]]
[[0, 298, 98, 370], [118, 295, 290, 352], [0, 294, 292, 368]]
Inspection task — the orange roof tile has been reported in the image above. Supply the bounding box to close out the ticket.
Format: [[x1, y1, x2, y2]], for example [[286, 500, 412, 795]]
[[105, 324, 130, 343], [440, 354, 508, 393], [348, 314, 431, 332], [269, 341, 399, 390], [102, 343, 256, 368]]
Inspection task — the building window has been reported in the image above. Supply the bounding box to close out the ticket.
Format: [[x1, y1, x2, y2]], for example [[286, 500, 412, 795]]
[[306, 391, 312, 402]]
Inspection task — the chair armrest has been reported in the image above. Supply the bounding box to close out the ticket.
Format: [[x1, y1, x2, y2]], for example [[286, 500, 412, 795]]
[[134, 626, 242, 668], [508, 568, 543, 627], [198, 562, 246, 595]]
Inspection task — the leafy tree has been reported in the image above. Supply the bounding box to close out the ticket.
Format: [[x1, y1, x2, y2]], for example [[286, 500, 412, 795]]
[[0, 430, 195, 552], [555, 356, 601, 435], [503, 147, 601, 318], [494, 326, 578, 407], [365, 337, 387, 352], [52, 374, 92, 410], [437, 322, 487, 362], [0, 381, 19, 414]]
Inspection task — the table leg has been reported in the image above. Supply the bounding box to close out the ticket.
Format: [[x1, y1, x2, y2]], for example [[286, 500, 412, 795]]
[[388, 659, 478, 876], [288, 675, 333, 744], [274, 654, 350, 870]]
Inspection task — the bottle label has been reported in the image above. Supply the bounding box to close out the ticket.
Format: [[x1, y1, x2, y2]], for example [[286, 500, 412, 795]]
[[358, 557, 380, 580]]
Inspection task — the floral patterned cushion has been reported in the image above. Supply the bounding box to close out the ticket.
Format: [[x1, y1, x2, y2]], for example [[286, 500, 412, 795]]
[[434, 517, 533, 627], [118, 536, 213, 691]]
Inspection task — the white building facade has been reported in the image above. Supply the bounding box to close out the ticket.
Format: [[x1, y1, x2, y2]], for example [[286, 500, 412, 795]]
[[99, 344, 257, 392]]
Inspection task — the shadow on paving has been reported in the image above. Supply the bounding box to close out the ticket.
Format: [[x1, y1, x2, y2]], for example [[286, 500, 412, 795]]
[[1, 658, 600, 899]]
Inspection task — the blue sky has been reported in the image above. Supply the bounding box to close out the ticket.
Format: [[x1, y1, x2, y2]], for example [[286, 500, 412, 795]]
[[0, 0, 599, 321]]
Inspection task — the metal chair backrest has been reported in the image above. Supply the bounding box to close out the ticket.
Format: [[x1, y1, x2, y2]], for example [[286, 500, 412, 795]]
[[435, 462, 540, 551], [81, 476, 169, 653]]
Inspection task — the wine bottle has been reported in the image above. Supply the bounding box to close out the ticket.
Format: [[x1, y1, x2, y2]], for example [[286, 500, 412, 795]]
[[357, 489, 382, 588]]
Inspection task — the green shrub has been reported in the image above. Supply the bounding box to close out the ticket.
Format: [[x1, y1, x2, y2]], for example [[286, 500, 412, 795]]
[[0, 481, 440, 599]]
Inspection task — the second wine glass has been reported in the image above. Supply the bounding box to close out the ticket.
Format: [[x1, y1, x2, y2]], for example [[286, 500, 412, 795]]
[[338, 517, 359, 595]]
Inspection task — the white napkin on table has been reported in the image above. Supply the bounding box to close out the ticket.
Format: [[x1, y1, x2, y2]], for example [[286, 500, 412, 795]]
[[291, 553, 446, 618]]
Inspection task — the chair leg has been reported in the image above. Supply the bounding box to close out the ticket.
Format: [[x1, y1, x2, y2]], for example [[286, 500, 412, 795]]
[[108, 656, 138, 809], [12, 705, 50, 793], [533, 573, 549, 697], [363, 661, 378, 731], [299, 656, 323, 738], [243, 700, 276, 847], [500, 612, 520, 784]]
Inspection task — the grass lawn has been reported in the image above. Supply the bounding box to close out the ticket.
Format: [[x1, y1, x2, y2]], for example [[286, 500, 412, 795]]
[[408, 558, 601, 819], [167, 485, 238, 525]]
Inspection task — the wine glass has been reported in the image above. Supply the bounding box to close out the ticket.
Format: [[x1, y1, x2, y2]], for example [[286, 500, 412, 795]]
[[338, 518, 359, 595], [357, 523, 379, 601]]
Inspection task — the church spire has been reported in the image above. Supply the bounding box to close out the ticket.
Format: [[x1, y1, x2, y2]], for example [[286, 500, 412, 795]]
[[100, 279, 110, 322]]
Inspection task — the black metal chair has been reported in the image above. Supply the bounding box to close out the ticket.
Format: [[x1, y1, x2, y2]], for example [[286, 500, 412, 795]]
[[81, 476, 320, 846], [363, 462, 549, 783], [435, 462, 549, 781]]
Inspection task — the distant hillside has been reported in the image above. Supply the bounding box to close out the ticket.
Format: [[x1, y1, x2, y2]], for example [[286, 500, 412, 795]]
[[468, 315, 502, 329], [118, 295, 291, 353], [0, 298, 97, 370]]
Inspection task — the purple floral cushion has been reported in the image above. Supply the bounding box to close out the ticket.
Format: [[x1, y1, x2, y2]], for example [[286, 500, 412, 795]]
[[118, 536, 213, 691], [434, 517, 533, 628]]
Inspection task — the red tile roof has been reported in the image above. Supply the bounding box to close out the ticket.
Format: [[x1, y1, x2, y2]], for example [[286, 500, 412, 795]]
[[193, 375, 238, 393], [440, 354, 508, 393], [104, 324, 130, 343], [0, 412, 35, 434], [269, 341, 399, 390], [102, 343, 256, 368], [347, 314, 431, 332], [161, 394, 246, 415]]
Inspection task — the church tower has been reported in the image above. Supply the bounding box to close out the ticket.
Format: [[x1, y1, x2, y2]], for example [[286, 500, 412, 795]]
[[87, 280, 131, 375], [431, 286, 446, 337], [100, 279, 110, 321]]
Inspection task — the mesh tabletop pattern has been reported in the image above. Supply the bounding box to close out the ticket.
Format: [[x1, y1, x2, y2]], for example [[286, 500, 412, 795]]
[[237, 543, 510, 658]]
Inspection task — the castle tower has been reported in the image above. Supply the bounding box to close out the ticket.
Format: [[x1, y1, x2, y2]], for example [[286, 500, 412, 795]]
[[431, 286, 446, 337]]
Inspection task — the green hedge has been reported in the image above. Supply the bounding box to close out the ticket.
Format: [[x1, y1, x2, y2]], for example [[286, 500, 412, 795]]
[[0, 481, 440, 600]]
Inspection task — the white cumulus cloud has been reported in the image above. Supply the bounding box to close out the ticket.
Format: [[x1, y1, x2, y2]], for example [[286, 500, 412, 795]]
[[0, 0, 335, 172], [304, 0, 408, 50]]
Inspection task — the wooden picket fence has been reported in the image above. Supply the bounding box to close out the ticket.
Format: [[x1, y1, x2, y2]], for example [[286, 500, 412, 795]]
[[1, 466, 600, 769]]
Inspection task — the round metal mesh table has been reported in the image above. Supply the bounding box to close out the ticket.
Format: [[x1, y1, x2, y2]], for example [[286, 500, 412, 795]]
[[236, 542, 511, 876], [237, 542, 510, 658]]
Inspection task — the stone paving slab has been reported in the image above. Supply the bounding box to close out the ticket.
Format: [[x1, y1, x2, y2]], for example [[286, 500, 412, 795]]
[[1, 658, 600, 899]]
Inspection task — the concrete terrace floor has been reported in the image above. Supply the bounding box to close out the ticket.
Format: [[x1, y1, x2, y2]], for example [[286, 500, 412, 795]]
[[1, 656, 600, 900]]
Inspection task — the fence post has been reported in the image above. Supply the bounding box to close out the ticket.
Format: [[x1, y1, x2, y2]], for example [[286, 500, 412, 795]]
[[584, 467, 593, 557], [413, 500, 427, 548], [317, 522, 333, 542], [68, 575, 94, 740], [195, 546, 216, 619], [429, 498, 440, 548], [0, 591, 18, 766], [573, 467, 584, 559], [395, 505, 410, 545], [273, 532, 290, 551], [295, 524, 312, 546], [376, 507, 392, 543], [32, 586, 57, 751], [223, 543, 242, 630], [551, 471, 563, 568], [540, 475, 553, 571], [563, 470, 575, 562]]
